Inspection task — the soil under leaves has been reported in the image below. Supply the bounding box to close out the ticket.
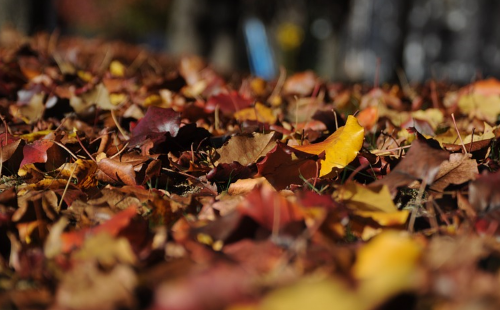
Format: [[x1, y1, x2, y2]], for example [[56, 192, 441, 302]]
[[1, 33, 500, 310]]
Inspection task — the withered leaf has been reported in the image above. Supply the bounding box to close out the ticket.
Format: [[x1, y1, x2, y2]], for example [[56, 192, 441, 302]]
[[97, 158, 137, 186], [128, 106, 180, 148], [371, 138, 449, 193], [469, 170, 500, 213], [257, 143, 318, 190], [430, 154, 478, 194], [55, 264, 137, 310], [217, 132, 276, 166]]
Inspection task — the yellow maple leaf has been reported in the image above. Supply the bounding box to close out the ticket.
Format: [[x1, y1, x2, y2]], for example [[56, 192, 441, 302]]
[[293, 115, 364, 176], [259, 277, 366, 310], [336, 181, 409, 226], [354, 231, 424, 307], [234, 102, 277, 124]]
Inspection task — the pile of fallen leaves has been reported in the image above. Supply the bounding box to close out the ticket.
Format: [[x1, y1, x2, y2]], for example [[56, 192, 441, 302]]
[[1, 34, 500, 310]]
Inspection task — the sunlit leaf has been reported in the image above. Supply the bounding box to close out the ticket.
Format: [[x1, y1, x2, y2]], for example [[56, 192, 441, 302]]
[[293, 115, 364, 176], [234, 102, 277, 124], [336, 181, 409, 226], [354, 231, 423, 306]]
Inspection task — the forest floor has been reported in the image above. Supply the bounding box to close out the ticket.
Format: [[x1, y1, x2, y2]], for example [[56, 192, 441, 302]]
[[1, 33, 500, 310]]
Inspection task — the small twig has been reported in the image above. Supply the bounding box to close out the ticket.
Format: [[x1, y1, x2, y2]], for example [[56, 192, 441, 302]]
[[57, 164, 77, 212], [409, 179, 427, 233], [190, 143, 195, 163], [346, 161, 370, 183], [451, 113, 467, 154], [267, 66, 286, 104], [111, 109, 129, 140], [432, 200, 451, 226], [109, 142, 130, 160], [370, 144, 411, 155], [426, 201, 438, 230], [333, 109, 339, 131], [49, 140, 78, 160], [75, 134, 96, 162], [469, 128, 475, 153], [34, 199, 47, 240], [0, 114, 11, 137], [161, 167, 217, 195]]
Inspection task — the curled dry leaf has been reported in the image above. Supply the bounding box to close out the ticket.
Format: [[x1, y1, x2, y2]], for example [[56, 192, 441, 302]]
[[430, 154, 478, 194]]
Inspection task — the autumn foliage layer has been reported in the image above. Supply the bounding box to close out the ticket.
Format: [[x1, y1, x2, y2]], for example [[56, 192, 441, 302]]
[[1, 34, 500, 310]]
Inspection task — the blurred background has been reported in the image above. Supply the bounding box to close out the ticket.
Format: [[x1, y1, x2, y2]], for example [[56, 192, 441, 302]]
[[0, 0, 497, 84]]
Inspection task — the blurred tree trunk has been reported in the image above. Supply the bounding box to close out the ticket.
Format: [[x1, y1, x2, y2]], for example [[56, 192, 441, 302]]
[[0, 0, 30, 34], [0, 0, 56, 35]]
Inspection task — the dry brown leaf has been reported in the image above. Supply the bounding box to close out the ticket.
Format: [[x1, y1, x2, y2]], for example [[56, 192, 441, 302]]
[[371, 138, 449, 194], [97, 158, 137, 186], [430, 154, 478, 194], [217, 132, 276, 166]]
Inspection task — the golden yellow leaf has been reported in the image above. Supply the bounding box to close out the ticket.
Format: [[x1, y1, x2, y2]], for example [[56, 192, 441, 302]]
[[354, 231, 423, 307], [77, 70, 93, 82], [234, 102, 277, 124], [293, 115, 364, 176], [459, 93, 500, 124], [143, 94, 163, 107], [250, 77, 266, 96], [74, 233, 136, 267], [259, 277, 366, 310], [411, 108, 444, 130], [19, 130, 53, 142], [336, 181, 409, 226], [109, 93, 127, 106], [57, 159, 98, 189], [110, 60, 126, 77]]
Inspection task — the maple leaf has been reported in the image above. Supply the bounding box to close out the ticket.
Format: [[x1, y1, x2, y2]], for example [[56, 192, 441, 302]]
[[292, 115, 364, 176], [256, 143, 318, 190], [217, 132, 276, 166], [128, 106, 180, 148], [336, 181, 410, 227], [20, 140, 54, 168], [97, 158, 137, 186], [237, 183, 304, 232], [430, 154, 478, 194], [205, 91, 254, 114]]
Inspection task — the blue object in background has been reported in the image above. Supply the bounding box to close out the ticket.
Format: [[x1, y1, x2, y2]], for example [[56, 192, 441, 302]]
[[243, 17, 276, 80]]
